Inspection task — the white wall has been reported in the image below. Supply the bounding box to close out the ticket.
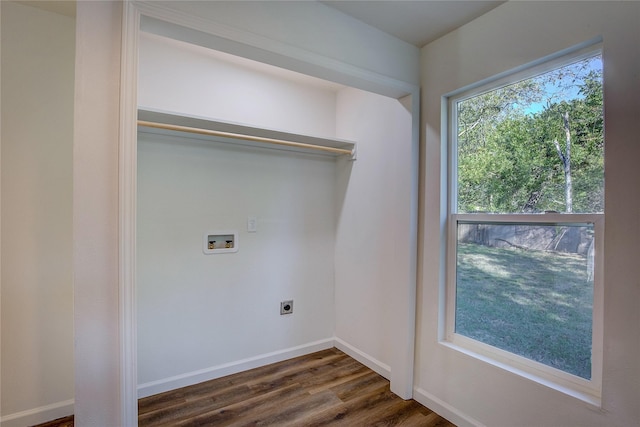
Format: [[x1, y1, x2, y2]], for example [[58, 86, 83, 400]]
[[137, 32, 341, 396], [0, 2, 75, 425], [138, 33, 339, 138], [137, 29, 416, 399], [137, 134, 337, 395], [417, 2, 640, 426], [73, 2, 122, 425], [137, 0, 419, 98], [74, 2, 420, 424], [334, 88, 414, 397]]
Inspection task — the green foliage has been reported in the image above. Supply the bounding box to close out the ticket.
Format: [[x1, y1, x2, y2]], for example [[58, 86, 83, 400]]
[[456, 57, 604, 213]]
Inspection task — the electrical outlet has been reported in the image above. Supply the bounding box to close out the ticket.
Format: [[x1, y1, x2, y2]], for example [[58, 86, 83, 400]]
[[280, 300, 293, 315]]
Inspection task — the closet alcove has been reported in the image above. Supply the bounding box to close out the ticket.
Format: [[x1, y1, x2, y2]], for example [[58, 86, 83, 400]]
[[136, 25, 415, 399]]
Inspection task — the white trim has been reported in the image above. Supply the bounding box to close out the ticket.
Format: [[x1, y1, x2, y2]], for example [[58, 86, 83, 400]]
[[132, 1, 417, 99], [454, 212, 603, 225], [137, 338, 397, 401], [591, 210, 605, 396], [444, 215, 604, 399], [0, 399, 74, 427], [440, 339, 601, 406], [389, 92, 420, 400], [445, 37, 602, 101], [442, 40, 606, 402], [334, 337, 392, 380], [413, 387, 485, 427], [137, 339, 334, 398], [0, 2, 3, 415], [119, 3, 141, 426]]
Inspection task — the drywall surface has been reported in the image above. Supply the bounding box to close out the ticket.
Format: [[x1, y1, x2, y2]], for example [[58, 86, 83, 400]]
[[418, 2, 640, 426], [137, 21, 418, 397], [138, 0, 419, 97], [1, 2, 74, 424], [137, 29, 342, 392], [138, 32, 339, 139], [334, 87, 413, 396], [137, 133, 337, 388], [74, 1, 418, 424], [73, 1, 122, 425]]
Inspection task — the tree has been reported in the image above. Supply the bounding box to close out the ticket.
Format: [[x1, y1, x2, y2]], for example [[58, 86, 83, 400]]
[[553, 111, 573, 212], [457, 81, 543, 212], [456, 56, 603, 214]]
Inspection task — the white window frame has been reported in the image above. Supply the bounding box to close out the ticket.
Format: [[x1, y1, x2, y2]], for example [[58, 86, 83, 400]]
[[443, 44, 604, 404]]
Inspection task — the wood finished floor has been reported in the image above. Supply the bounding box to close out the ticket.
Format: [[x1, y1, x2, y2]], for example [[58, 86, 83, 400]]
[[31, 416, 74, 427], [34, 348, 456, 427]]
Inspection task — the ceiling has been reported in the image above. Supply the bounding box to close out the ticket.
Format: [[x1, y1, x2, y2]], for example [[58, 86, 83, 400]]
[[321, 0, 504, 47], [18, 0, 504, 48], [16, 1, 76, 17]]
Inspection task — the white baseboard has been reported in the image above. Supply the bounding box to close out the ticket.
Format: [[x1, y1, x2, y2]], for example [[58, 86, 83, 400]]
[[333, 337, 391, 380], [0, 399, 74, 427], [137, 338, 335, 398], [413, 387, 485, 427], [138, 337, 395, 400]]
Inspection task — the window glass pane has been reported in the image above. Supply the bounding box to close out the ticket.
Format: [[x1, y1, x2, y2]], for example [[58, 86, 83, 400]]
[[456, 55, 603, 214], [455, 222, 594, 379]]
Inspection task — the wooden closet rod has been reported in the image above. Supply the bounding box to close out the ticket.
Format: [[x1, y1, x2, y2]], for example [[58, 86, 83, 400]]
[[138, 120, 354, 156]]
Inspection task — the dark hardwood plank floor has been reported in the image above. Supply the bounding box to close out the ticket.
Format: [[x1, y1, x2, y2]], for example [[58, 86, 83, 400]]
[[34, 348, 456, 427], [138, 348, 455, 427], [31, 416, 74, 427]]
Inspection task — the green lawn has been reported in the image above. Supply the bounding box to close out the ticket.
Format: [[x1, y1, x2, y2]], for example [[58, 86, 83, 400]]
[[456, 242, 593, 379]]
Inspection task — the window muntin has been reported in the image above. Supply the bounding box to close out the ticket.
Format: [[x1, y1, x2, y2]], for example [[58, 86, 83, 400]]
[[446, 48, 604, 398]]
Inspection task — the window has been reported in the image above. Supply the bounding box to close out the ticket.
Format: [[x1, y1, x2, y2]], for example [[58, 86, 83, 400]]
[[446, 47, 604, 399]]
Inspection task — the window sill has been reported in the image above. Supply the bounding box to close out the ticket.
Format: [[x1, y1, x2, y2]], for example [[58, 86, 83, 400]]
[[439, 339, 602, 408]]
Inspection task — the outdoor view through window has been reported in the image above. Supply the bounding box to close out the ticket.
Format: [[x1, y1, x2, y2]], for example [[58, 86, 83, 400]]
[[452, 53, 603, 381]]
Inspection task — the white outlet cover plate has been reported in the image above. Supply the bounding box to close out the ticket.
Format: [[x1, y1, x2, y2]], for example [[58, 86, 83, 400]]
[[247, 216, 257, 232]]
